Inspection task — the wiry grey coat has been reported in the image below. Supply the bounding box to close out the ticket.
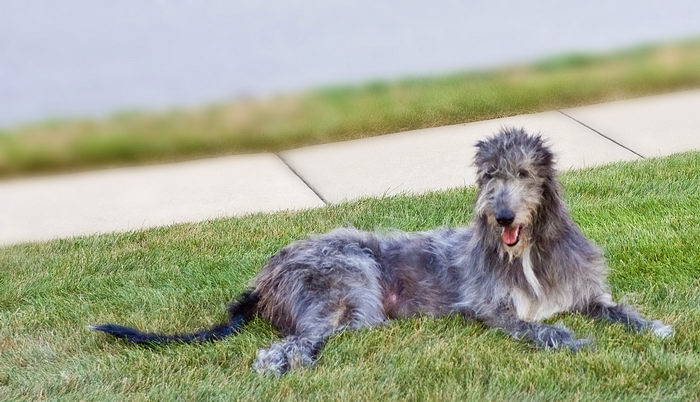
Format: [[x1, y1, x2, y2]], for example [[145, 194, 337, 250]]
[[91, 127, 672, 376]]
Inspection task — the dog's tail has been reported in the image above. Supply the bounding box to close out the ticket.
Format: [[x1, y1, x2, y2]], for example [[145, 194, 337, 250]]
[[89, 289, 259, 344]]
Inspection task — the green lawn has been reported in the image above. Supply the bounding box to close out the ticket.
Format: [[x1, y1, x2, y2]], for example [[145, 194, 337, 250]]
[[3, 39, 700, 178], [1, 153, 699, 400]]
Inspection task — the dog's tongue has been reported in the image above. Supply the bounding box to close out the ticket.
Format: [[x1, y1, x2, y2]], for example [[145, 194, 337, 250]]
[[501, 225, 520, 246]]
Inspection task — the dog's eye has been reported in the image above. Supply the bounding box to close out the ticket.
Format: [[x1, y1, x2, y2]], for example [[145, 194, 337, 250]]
[[518, 169, 529, 178], [483, 172, 493, 180]]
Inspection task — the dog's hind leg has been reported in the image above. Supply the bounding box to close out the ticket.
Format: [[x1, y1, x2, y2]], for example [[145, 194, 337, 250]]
[[252, 304, 340, 377], [253, 295, 385, 376], [252, 333, 327, 376], [579, 295, 673, 339]]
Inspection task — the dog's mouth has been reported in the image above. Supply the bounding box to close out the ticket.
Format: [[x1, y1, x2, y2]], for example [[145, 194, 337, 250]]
[[500, 225, 522, 247]]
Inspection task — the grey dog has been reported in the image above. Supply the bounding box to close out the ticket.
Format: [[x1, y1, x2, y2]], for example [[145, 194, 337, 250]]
[[91, 127, 672, 376]]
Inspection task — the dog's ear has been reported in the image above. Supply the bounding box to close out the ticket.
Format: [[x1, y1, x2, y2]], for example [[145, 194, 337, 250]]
[[474, 138, 489, 153], [531, 135, 555, 171], [473, 137, 495, 169]]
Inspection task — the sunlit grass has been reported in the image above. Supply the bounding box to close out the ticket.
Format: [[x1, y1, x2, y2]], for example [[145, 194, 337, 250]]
[[2, 39, 700, 178], [1, 152, 699, 400]]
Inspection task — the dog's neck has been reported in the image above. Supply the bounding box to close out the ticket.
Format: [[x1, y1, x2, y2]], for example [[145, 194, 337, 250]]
[[471, 222, 545, 298], [531, 176, 570, 245]]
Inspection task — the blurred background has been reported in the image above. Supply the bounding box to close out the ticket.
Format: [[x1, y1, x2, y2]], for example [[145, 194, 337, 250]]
[[2, 0, 700, 177]]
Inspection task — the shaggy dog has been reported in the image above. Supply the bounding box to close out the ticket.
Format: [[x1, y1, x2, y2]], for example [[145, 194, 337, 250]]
[[91, 127, 672, 376]]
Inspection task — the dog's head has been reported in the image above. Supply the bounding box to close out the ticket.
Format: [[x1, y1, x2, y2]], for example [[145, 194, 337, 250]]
[[473, 127, 556, 253]]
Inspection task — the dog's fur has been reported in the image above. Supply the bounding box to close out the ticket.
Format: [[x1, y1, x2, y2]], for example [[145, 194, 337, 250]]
[[91, 127, 672, 376]]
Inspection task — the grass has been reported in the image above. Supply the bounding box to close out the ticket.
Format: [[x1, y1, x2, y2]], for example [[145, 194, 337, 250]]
[[1, 152, 699, 400], [3, 38, 700, 178]]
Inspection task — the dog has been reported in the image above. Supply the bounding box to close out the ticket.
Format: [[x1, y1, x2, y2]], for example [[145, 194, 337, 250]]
[[91, 127, 672, 376]]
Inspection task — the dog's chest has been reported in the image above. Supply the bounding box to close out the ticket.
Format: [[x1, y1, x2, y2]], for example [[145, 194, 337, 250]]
[[510, 249, 572, 321], [511, 288, 570, 321]]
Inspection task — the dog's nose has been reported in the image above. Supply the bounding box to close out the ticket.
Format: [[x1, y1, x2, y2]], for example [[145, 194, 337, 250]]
[[495, 210, 515, 226]]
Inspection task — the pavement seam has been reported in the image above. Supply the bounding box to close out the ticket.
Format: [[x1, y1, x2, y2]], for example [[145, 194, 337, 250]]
[[557, 110, 646, 159], [275, 153, 329, 205]]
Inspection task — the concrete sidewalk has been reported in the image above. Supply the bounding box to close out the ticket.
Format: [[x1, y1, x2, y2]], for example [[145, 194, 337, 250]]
[[3, 89, 700, 246]]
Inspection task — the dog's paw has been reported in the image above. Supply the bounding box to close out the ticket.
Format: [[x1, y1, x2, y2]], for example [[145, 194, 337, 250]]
[[536, 325, 592, 352], [563, 337, 593, 353], [252, 346, 289, 377], [650, 321, 673, 339]]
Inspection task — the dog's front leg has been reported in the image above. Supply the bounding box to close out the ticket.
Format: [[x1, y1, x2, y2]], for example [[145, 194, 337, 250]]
[[580, 296, 673, 339], [463, 305, 591, 352]]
